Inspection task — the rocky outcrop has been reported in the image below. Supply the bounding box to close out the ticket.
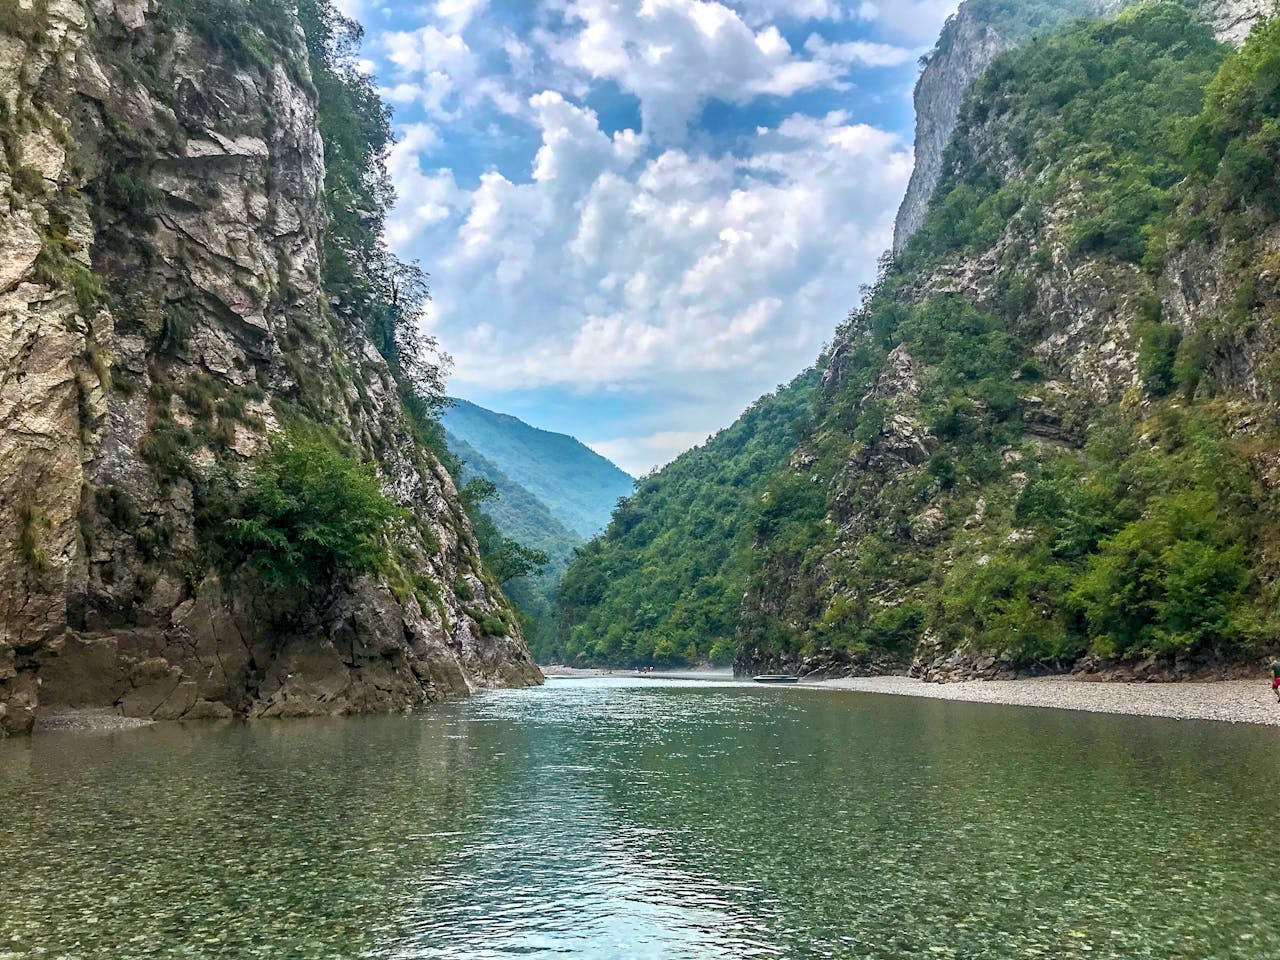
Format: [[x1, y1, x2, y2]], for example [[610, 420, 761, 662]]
[[740, 0, 1280, 683], [893, 4, 1007, 254], [1202, 0, 1279, 42], [0, 0, 540, 735], [892, 0, 1268, 253]]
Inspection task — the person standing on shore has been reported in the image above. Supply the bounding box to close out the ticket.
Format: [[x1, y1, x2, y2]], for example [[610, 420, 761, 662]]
[[1272, 660, 1280, 702]]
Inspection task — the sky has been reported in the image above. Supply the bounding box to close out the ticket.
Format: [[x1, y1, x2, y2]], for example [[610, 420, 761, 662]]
[[337, 0, 961, 476]]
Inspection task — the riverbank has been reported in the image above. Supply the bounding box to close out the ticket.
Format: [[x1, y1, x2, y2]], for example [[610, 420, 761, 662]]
[[810, 675, 1280, 726], [539, 665, 732, 679], [32, 710, 156, 733]]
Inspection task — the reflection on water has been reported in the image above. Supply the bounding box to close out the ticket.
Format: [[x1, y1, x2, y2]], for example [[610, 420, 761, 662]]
[[1, 677, 1278, 959]]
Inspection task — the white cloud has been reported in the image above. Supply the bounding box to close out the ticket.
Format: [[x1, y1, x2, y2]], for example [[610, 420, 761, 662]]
[[732, 0, 849, 23], [590, 430, 715, 476], [854, 0, 961, 42], [363, 0, 961, 469], [803, 33, 913, 68], [393, 94, 912, 409], [433, 0, 488, 33], [386, 127, 466, 245], [381, 18, 527, 120], [383, 25, 479, 118], [548, 0, 861, 139]]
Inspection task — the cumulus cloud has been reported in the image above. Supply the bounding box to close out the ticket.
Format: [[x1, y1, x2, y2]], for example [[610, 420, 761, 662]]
[[433, 0, 488, 33], [381, 17, 526, 119], [396, 93, 912, 402], [360, 0, 958, 469], [803, 33, 914, 68], [548, 0, 885, 139], [854, 0, 961, 42]]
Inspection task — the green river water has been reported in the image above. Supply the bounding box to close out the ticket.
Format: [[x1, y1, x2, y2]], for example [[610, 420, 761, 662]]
[[1, 676, 1278, 959]]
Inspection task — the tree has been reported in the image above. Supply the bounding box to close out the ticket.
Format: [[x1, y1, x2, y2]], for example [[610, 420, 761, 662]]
[[486, 541, 551, 586], [297, 0, 451, 414]]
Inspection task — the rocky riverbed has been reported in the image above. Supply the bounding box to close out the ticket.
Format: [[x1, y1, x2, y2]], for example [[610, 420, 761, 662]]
[[811, 676, 1280, 726]]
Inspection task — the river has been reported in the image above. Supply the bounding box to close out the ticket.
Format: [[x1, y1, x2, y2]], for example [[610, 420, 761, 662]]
[[1, 676, 1277, 959]]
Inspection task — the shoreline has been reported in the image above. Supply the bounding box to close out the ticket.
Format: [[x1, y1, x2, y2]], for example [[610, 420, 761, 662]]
[[29, 673, 1280, 733], [806, 675, 1280, 727], [539, 665, 731, 679], [541, 665, 1280, 726]]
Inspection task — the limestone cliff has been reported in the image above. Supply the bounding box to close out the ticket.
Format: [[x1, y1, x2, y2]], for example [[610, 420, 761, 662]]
[[0, 0, 540, 735], [736, 1, 1280, 680], [892, 0, 1271, 254]]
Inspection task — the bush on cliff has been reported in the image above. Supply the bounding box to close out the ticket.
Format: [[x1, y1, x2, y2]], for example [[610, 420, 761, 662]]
[[208, 430, 401, 590]]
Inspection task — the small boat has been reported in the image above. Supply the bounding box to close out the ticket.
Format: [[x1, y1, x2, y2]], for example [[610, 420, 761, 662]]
[[752, 675, 799, 685]]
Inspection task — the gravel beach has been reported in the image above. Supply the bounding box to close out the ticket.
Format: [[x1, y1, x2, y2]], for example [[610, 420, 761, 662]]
[[32, 710, 155, 733], [809, 675, 1280, 726]]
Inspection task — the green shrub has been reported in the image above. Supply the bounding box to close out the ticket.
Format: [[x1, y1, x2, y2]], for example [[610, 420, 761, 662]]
[[99, 486, 141, 530], [477, 614, 508, 637], [140, 419, 196, 482], [15, 497, 48, 572], [11, 164, 46, 198], [1073, 490, 1255, 655], [852, 400, 885, 443], [210, 429, 401, 589], [1138, 322, 1182, 396], [1173, 326, 1214, 398], [865, 602, 925, 652], [34, 227, 104, 312], [172, 0, 297, 71]]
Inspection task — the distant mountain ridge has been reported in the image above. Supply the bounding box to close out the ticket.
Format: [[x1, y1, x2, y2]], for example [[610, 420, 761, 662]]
[[441, 400, 634, 539], [442, 400, 634, 661]]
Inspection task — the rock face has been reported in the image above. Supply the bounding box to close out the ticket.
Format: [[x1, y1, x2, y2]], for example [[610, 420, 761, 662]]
[[0, 0, 540, 735], [893, 3, 1008, 254], [1202, 0, 1280, 42], [737, 1, 1280, 681], [891, 0, 1266, 253]]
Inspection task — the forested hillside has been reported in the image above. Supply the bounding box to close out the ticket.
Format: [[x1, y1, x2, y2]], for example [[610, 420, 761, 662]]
[[440, 399, 632, 660], [446, 431, 583, 576], [553, 371, 819, 666], [445, 428, 582, 657], [442, 400, 633, 539], [557, 0, 1280, 676]]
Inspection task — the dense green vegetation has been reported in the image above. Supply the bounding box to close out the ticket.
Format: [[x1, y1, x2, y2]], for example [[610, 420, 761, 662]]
[[205, 429, 401, 590], [553, 371, 819, 666], [906, 1, 1224, 272], [935, 405, 1270, 662], [743, 2, 1280, 668], [558, 2, 1280, 671], [442, 400, 634, 540]]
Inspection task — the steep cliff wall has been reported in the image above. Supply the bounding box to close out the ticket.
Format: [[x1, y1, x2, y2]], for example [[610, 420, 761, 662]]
[[739, 2, 1280, 680], [0, 0, 540, 735], [892, 0, 1272, 253]]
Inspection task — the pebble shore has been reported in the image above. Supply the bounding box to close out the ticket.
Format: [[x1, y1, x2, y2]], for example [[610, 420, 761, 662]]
[[543, 665, 1280, 726], [810, 675, 1280, 726]]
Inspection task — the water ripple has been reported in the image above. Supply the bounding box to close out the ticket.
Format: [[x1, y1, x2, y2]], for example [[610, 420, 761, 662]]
[[0, 678, 1278, 958]]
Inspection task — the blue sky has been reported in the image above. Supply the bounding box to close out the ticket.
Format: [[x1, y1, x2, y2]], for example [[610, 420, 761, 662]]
[[337, 0, 960, 475]]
